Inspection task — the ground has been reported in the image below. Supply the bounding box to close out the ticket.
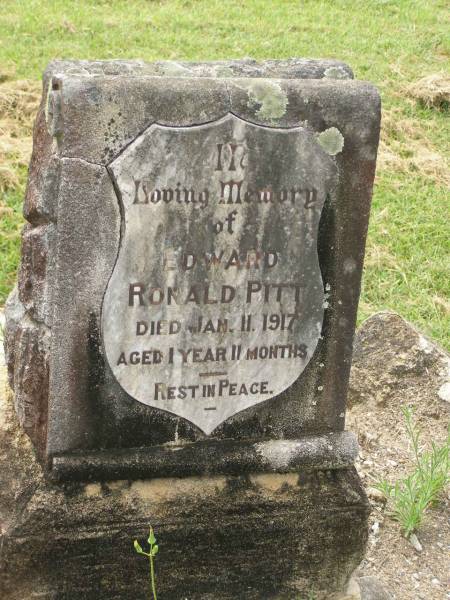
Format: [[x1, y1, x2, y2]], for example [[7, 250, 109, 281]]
[[350, 401, 449, 600], [347, 312, 449, 600]]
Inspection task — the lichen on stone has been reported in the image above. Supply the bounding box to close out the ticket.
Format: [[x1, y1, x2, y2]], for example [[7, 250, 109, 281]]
[[155, 61, 193, 77], [241, 80, 288, 121], [213, 66, 234, 78], [318, 127, 345, 155], [323, 66, 351, 80]]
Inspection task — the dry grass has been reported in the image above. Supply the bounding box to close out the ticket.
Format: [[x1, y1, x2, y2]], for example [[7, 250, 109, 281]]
[[377, 107, 450, 188], [0, 80, 41, 193], [406, 73, 450, 110], [432, 295, 450, 316]]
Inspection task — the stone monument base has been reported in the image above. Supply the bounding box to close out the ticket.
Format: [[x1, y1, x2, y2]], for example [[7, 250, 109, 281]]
[[1, 372, 369, 600]]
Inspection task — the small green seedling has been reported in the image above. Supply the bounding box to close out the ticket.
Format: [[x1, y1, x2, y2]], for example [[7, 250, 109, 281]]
[[377, 406, 449, 537], [134, 526, 159, 600]]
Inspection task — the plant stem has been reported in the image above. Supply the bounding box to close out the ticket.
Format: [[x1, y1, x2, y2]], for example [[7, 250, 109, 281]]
[[150, 552, 157, 600]]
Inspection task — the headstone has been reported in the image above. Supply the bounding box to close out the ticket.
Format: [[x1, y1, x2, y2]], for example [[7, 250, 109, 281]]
[[2, 58, 380, 599]]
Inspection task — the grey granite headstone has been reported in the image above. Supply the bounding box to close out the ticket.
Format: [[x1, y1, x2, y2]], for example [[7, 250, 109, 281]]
[[2, 58, 380, 599]]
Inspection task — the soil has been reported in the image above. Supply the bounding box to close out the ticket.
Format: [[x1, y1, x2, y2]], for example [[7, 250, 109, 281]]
[[349, 407, 449, 600], [348, 313, 450, 600]]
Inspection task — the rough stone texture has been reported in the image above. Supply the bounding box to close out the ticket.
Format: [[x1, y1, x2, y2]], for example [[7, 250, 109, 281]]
[[46, 158, 120, 458], [3, 287, 24, 390], [2, 313, 414, 598], [348, 312, 450, 408], [23, 92, 59, 225], [2, 59, 58, 462], [4, 289, 49, 457], [8, 61, 379, 468], [18, 222, 55, 325], [346, 313, 448, 600], [52, 75, 379, 166], [357, 577, 392, 600], [45, 57, 354, 81], [0, 367, 369, 600]]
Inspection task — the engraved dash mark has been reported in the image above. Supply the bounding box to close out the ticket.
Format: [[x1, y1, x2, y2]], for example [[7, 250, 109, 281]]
[[199, 371, 227, 378], [204, 407, 217, 411]]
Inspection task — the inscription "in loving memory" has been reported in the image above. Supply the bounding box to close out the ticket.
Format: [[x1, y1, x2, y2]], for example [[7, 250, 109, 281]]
[[132, 178, 318, 209]]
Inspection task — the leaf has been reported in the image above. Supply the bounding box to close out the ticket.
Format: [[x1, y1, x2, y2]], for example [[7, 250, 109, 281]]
[[148, 527, 157, 545], [151, 544, 159, 556], [134, 539, 144, 554]]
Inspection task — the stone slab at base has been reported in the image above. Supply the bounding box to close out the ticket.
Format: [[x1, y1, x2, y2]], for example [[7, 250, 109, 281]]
[[0, 372, 369, 600], [356, 577, 392, 600]]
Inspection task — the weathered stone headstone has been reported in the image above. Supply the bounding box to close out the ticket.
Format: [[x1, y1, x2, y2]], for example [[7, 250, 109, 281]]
[[2, 58, 380, 599]]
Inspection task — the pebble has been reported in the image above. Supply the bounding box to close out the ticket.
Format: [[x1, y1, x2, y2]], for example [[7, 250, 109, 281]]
[[409, 533, 423, 552], [367, 486, 387, 503], [371, 521, 380, 535], [438, 381, 450, 403]]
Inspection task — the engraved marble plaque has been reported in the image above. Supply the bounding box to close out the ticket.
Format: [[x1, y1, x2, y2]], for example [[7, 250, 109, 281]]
[[102, 114, 338, 434]]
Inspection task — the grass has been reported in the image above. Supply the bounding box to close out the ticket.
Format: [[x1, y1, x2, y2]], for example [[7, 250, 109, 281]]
[[377, 406, 450, 537], [0, 186, 24, 302], [361, 173, 450, 343], [0, 0, 449, 348]]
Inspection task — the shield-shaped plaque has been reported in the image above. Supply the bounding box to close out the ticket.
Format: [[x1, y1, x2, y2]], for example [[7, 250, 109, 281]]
[[102, 114, 338, 434]]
